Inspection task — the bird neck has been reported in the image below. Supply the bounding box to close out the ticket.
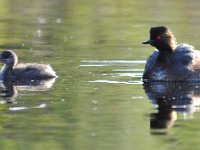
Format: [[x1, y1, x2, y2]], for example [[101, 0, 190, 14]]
[[1, 64, 14, 76], [157, 47, 175, 63], [156, 40, 176, 63]]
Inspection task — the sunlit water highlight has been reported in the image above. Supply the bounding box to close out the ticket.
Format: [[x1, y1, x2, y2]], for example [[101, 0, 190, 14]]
[[9, 103, 47, 111], [88, 80, 143, 84], [80, 60, 145, 84]]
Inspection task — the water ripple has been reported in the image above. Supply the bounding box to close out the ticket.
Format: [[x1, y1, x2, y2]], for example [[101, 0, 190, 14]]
[[9, 103, 47, 111], [88, 80, 143, 85], [80, 60, 146, 67], [81, 60, 144, 85]]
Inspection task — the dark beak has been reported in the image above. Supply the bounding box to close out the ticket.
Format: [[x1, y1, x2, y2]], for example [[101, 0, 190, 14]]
[[0, 54, 2, 60], [0, 54, 3, 63], [142, 40, 155, 45]]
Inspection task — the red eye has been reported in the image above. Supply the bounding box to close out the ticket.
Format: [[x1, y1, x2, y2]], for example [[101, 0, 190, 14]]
[[156, 35, 161, 40]]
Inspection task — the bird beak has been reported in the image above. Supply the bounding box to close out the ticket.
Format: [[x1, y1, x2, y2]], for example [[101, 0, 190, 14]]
[[0, 54, 3, 60], [142, 40, 155, 45], [0, 55, 3, 63], [0, 57, 3, 64]]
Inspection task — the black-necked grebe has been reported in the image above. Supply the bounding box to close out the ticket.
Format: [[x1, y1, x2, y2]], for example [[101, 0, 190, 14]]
[[0, 50, 57, 80], [142, 26, 200, 82]]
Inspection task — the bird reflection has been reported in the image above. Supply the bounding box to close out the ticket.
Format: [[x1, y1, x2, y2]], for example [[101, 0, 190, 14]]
[[0, 78, 56, 104], [143, 82, 200, 134]]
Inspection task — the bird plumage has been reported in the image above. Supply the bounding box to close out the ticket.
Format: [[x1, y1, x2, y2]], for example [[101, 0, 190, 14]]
[[0, 50, 57, 81]]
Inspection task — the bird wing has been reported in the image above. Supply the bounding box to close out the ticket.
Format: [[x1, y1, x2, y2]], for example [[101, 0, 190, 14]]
[[170, 44, 196, 76]]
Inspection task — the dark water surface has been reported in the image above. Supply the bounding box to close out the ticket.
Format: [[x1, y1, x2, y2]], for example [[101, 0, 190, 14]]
[[0, 0, 200, 150]]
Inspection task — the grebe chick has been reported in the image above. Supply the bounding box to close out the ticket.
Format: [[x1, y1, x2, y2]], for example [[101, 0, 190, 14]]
[[0, 50, 57, 80], [142, 26, 200, 82]]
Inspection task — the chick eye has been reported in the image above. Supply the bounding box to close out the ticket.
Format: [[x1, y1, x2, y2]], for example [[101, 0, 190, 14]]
[[2, 53, 10, 59], [156, 35, 161, 41]]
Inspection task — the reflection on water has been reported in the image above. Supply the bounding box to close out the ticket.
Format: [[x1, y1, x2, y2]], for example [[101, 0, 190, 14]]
[[143, 82, 200, 134], [2, 0, 200, 149], [0, 78, 56, 108]]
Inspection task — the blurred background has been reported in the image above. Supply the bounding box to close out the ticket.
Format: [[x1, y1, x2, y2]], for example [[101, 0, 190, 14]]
[[0, 0, 200, 150]]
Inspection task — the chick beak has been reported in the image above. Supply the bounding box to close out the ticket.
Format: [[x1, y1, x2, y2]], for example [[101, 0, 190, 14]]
[[0, 54, 4, 63]]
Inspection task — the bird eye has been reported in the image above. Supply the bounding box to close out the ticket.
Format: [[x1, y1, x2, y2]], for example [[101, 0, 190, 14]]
[[156, 35, 161, 41]]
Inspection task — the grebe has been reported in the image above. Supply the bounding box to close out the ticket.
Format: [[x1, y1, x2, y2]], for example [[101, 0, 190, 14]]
[[0, 50, 57, 80], [142, 26, 200, 82]]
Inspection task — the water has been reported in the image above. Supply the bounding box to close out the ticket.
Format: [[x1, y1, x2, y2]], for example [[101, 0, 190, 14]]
[[0, 0, 200, 150]]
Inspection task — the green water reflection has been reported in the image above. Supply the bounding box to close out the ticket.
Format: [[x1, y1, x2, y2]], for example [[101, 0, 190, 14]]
[[0, 0, 200, 150]]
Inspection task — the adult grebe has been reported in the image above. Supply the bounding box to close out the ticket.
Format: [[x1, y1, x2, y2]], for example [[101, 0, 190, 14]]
[[142, 26, 200, 82]]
